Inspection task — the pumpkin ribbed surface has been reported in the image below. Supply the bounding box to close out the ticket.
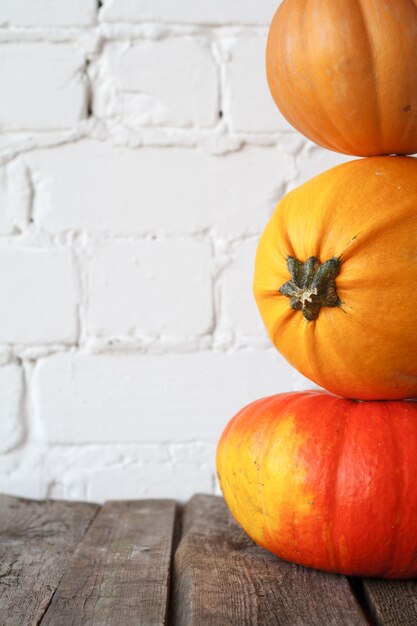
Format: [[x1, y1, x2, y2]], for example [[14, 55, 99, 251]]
[[217, 391, 417, 578], [267, 0, 417, 156], [253, 156, 417, 400]]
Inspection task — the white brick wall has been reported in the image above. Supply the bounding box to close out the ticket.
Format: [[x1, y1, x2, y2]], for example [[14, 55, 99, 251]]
[[0, 363, 23, 453], [0, 160, 31, 234], [0, 0, 97, 27], [33, 351, 299, 444], [85, 239, 213, 337], [217, 239, 267, 342], [0, 244, 79, 343], [0, 44, 87, 131], [27, 141, 295, 236], [1, 0, 339, 503], [100, 0, 278, 26], [226, 36, 293, 133], [94, 40, 219, 127]]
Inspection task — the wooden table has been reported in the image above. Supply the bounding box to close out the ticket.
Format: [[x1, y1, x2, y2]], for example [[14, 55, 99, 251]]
[[0, 493, 415, 625]]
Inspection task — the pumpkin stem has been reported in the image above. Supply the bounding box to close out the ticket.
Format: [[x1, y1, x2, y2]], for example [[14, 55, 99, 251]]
[[279, 255, 341, 321]]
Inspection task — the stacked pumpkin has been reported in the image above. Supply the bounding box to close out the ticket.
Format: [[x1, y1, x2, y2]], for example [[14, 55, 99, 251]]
[[217, 0, 417, 579]]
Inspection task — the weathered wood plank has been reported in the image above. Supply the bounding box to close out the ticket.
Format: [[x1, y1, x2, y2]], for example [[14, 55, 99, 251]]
[[0, 493, 98, 626], [172, 495, 368, 626], [361, 578, 417, 626], [41, 499, 177, 626]]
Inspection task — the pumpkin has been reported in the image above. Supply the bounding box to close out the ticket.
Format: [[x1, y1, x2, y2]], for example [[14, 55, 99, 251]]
[[217, 390, 417, 578], [253, 156, 417, 401], [266, 0, 417, 157]]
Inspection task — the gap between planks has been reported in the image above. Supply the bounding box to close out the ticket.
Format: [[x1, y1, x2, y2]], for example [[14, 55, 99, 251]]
[[41, 499, 178, 626], [0, 494, 99, 626], [1, 494, 416, 626], [172, 495, 368, 626]]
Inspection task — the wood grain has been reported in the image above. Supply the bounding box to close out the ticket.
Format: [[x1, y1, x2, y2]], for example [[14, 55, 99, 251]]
[[172, 495, 368, 626], [41, 499, 177, 626], [362, 578, 417, 626], [0, 493, 98, 626]]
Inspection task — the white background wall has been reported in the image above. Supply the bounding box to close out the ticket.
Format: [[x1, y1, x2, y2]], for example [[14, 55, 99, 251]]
[[0, 0, 350, 502]]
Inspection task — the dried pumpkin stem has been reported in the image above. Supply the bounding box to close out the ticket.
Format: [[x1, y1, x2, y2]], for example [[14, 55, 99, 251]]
[[279, 255, 341, 321]]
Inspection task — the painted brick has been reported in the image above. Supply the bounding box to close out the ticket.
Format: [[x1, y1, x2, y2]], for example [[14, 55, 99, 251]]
[[28, 141, 295, 237], [0, 0, 97, 26], [100, 0, 280, 25], [33, 350, 301, 445], [226, 36, 293, 133], [0, 167, 14, 235], [46, 443, 171, 473], [169, 442, 216, 465], [0, 364, 23, 453], [86, 239, 213, 338], [218, 239, 267, 340], [43, 442, 217, 501], [94, 40, 219, 127], [0, 448, 46, 499], [44, 444, 169, 500], [0, 44, 86, 131], [0, 245, 79, 343], [86, 462, 214, 501], [0, 160, 31, 234]]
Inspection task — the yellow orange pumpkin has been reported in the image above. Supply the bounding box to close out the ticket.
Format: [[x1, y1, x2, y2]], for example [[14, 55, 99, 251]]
[[253, 156, 417, 400], [217, 391, 417, 578], [267, 0, 417, 156]]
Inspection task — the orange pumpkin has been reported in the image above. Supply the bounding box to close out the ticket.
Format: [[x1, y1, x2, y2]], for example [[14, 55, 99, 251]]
[[253, 156, 417, 401], [267, 0, 417, 156], [217, 391, 417, 578]]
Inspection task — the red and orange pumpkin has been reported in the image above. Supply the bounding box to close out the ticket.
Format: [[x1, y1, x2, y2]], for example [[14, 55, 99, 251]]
[[217, 391, 417, 578], [267, 0, 417, 156]]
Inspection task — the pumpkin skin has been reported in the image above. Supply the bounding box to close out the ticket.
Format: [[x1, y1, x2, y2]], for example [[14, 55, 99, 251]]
[[217, 391, 417, 578], [253, 156, 417, 401], [267, 0, 417, 156]]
